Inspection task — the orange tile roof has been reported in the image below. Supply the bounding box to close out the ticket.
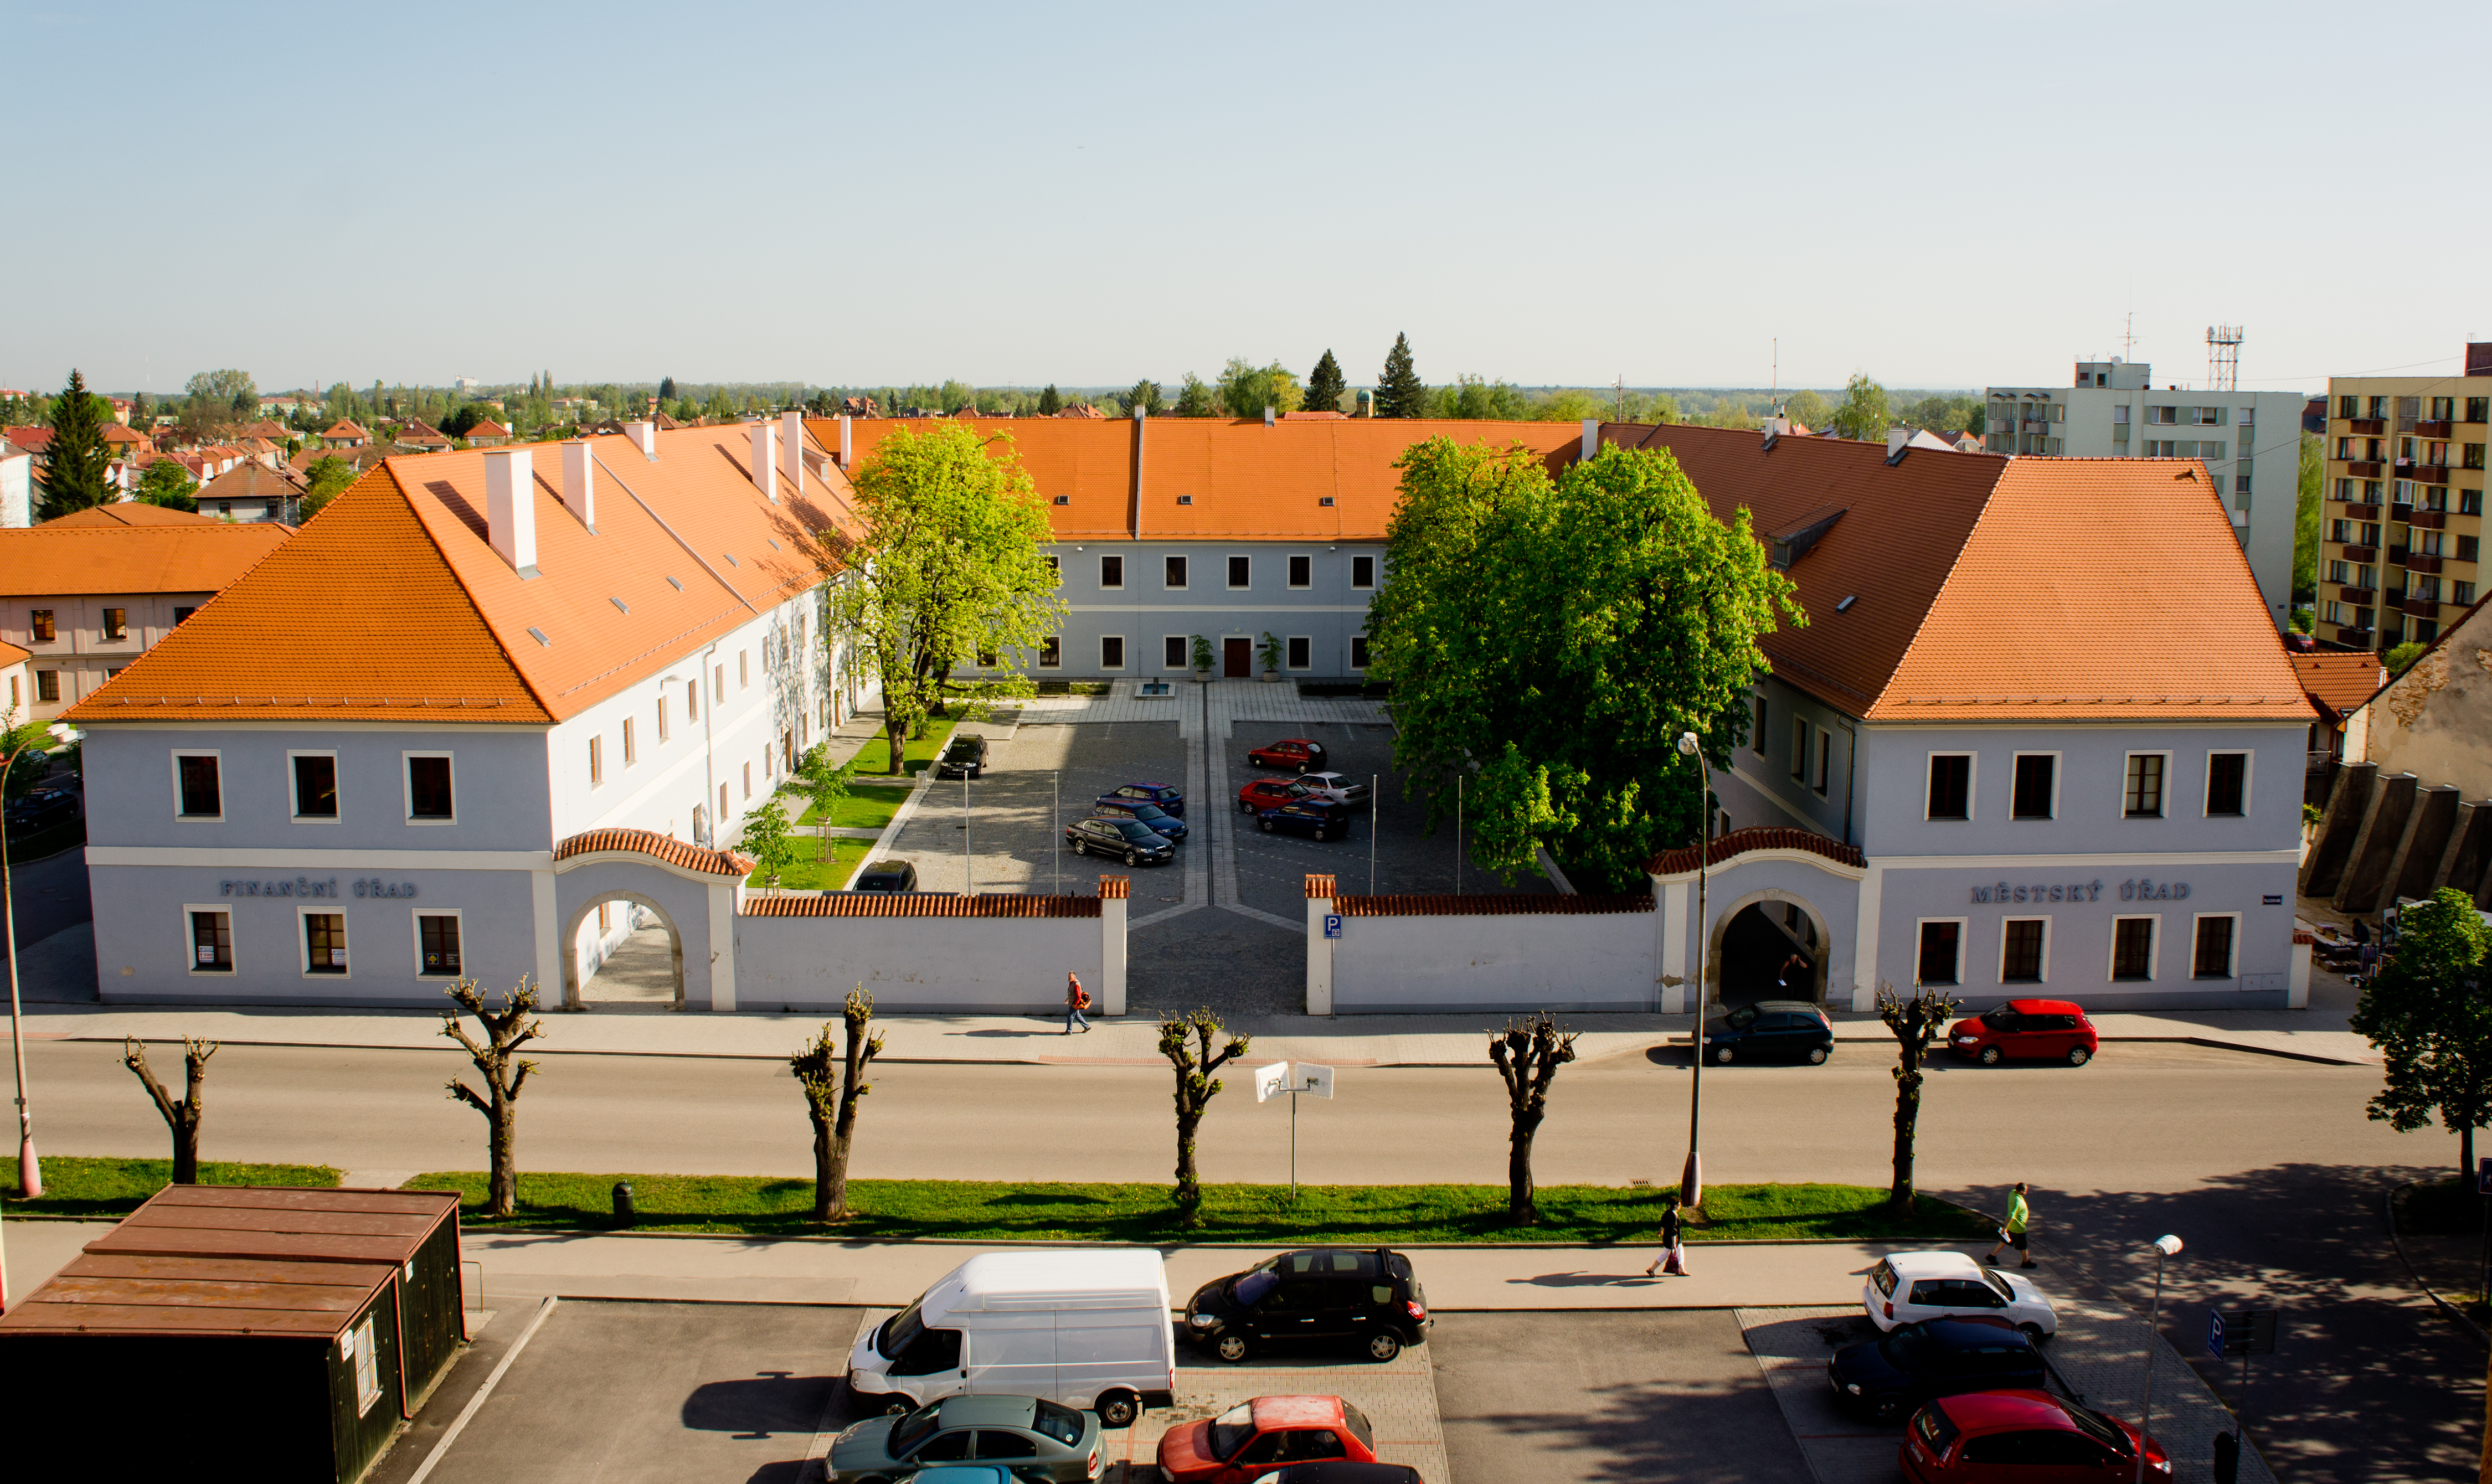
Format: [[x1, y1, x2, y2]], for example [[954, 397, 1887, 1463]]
[[554, 828, 751, 877], [0, 640, 29, 667], [100, 424, 147, 445], [468, 418, 510, 438], [322, 420, 366, 439], [0, 520, 290, 598], [1650, 827, 1867, 876], [744, 893, 1101, 917], [70, 424, 859, 726], [42, 503, 221, 528], [2290, 651, 2389, 720]]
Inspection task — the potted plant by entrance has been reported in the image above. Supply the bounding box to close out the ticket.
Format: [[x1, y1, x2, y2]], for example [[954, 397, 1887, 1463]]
[[1190, 634, 1214, 683], [1257, 631, 1284, 682]]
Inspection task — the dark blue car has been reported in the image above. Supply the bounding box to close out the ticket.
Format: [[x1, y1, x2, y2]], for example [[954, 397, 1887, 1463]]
[[1099, 782, 1185, 817], [1094, 799, 1188, 841], [1257, 799, 1351, 841]]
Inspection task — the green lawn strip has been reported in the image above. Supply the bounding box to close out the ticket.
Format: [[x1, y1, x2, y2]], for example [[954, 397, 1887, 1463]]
[[404, 1173, 1989, 1244], [797, 790, 907, 830], [846, 715, 960, 778], [3, 1156, 341, 1219], [748, 837, 875, 890]]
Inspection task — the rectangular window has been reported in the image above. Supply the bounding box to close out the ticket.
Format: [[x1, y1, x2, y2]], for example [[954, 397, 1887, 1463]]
[[2011, 754, 2056, 820], [742, 761, 751, 798], [2468, 397, 2489, 424], [1038, 637, 1060, 668], [2338, 395, 2358, 419], [352, 1316, 380, 1414], [2147, 406, 2177, 425], [2112, 918, 2155, 981], [1287, 635, 1311, 669], [2123, 753, 2165, 818], [189, 910, 233, 972], [175, 752, 222, 818], [303, 912, 348, 975], [417, 913, 462, 976], [1350, 555, 1376, 589], [291, 753, 338, 820], [657, 696, 670, 743], [1813, 729, 1831, 797], [712, 665, 724, 704], [2205, 751, 2248, 816], [102, 607, 127, 641], [2001, 919, 2047, 982], [1349, 635, 1369, 669], [1100, 554, 1124, 589], [2458, 581, 2479, 607], [1916, 921, 1963, 985], [719, 781, 730, 820], [1288, 555, 1311, 588], [1101, 635, 1126, 669], [739, 650, 749, 689], [2192, 915, 2237, 978], [622, 717, 636, 766], [173, 606, 195, 625], [588, 735, 604, 787], [406, 754, 455, 821], [1164, 556, 1187, 589], [1227, 555, 1250, 589], [1925, 754, 1970, 820], [2466, 444, 2486, 471], [1043, 555, 1059, 584], [1163, 636, 1187, 669], [686, 679, 699, 721], [36, 671, 58, 702], [1790, 718, 1808, 780], [29, 610, 54, 642]]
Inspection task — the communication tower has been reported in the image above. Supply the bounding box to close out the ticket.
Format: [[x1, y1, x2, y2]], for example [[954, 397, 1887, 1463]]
[[2206, 325, 2243, 391]]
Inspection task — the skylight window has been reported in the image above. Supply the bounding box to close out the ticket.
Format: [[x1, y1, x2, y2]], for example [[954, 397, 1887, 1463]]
[[610, 597, 630, 615], [527, 627, 550, 646], [666, 575, 683, 591], [723, 553, 739, 566]]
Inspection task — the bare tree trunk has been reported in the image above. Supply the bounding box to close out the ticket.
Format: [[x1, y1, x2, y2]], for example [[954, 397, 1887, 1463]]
[[1889, 1052, 1923, 1219], [122, 1038, 217, 1185], [1507, 1114, 1543, 1224], [794, 988, 882, 1224], [1160, 1010, 1248, 1229], [2465, 1121, 2477, 1186], [1877, 985, 1959, 1220], [1489, 1014, 1578, 1228], [443, 978, 545, 1220]]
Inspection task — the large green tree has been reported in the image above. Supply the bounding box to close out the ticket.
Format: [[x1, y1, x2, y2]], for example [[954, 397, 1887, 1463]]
[[1037, 384, 1063, 416], [1119, 379, 1165, 418], [1303, 350, 1347, 414], [2294, 430, 2323, 604], [1216, 358, 1301, 419], [821, 423, 1065, 773], [1375, 332, 1425, 418], [37, 369, 113, 521], [135, 458, 198, 512], [295, 455, 358, 522], [1172, 373, 1216, 418], [1368, 439, 1800, 888], [1781, 389, 1832, 430], [1431, 374, 1527, 420], [2351, 886, 2492, 1177], [1827, 373, 1891, 441]]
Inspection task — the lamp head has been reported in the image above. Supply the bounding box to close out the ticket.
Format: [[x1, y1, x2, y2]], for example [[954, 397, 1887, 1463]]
[[2150, 1234, 2182, 1257], [1676, 732, 1699, 756]]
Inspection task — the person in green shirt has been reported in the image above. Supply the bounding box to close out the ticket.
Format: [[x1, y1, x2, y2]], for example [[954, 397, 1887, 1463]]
[[1985, 1182, 2036, 1269]]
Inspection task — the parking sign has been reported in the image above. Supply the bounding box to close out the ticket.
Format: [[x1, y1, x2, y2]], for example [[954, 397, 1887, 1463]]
[[1323, 914, 1342, 939], [2205, 1311, 2226, 1360], [2479, 1156, 2491, 1195]]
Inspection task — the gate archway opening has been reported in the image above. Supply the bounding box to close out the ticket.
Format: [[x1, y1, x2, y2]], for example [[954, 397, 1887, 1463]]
[[1709, 895, 1829, 1008], [565, 891, 685, 1012]]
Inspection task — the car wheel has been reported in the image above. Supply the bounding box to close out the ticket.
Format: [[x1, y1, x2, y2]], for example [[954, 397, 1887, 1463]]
[[1365, 1332, 1402, 1363], [879, 1394, 913, 1416], [2066, 1045, 2092, 1067], [2019, 1322, 2051, 1345], [1711, 1044, 1734, 1064], [1260, 818, 1275, 832], [1238, 798, 1254, 813], [1312, 828, 1329, 842], [1071, 838, 1087, 856], [1214, 1333, 1250, 1363], [1978, 1045, 2003, 1066], [1806, 1045, 1829, 1065], [1095, 1390, 1141, 1428], [1125, 849, 1139, 866]]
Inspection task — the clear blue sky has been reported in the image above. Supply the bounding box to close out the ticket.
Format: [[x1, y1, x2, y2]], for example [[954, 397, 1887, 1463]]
[[7, 0, 2486, 398]]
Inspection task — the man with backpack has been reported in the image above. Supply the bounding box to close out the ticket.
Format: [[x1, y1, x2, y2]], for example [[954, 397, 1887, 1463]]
[[1064, 972, 1091, 1034]]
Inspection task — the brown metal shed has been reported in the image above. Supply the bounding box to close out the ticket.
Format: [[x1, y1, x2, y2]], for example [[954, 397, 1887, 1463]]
[[0, 1186, 465, 1484]]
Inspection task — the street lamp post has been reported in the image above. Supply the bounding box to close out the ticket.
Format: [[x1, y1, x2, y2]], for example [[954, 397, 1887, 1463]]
[[1678, 731, 1708, 1209], [2136, 1233, 2182, 1484], [4, 722, 79, 1202]]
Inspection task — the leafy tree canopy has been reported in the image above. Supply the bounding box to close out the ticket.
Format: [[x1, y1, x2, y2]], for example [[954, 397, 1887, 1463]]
[[1780, 388, 1832, 430], [1037, 384, 1063, 416], [1216, 358, 1301, 420], [1369, 439, 1800, 889], [1429, 374, 1528, 421], [1303, 350, 1347, 415], [1827, 372, 1892, 441], [1376, 332, 1425, 418], [1119, 379, 1165, 418], [2385, 640, 2427, 674], [2350, 885, 2492, 1176], [184, 368, 256, 413], [1172, 373, 1217, 418], [295, 455, 357, 522], [136, 457, 198, 512]]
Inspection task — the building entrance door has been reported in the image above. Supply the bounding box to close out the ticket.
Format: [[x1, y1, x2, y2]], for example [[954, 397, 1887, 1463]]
[[1717, 902, 1822, 1006], [1222, 637, 1252, 678]]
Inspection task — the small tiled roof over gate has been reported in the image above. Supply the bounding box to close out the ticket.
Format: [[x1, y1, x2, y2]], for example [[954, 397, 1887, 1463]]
[[744, 893, 1101, 917], [555, 827, 753, 877], [1330, 892, 1654, 917], [1647, 826, 1866, 877]]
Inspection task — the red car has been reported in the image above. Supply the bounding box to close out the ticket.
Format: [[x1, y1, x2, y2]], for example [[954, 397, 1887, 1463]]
[[1156, 1396, 1379, 1483], [1237, 777, 1314, 814], [1247, 738, 1327, 771], [1900, 1389, 2166, 1481], [1946, 998, 2099, 1067]]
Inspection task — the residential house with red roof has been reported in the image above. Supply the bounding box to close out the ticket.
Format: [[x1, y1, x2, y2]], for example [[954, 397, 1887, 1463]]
[[320, 420, 369, 449], [464, 418, 512, 447]]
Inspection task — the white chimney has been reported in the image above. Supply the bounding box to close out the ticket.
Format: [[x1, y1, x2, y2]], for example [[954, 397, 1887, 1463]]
[[1885, 427, 1911, 463], [561, 439, 596, 530], [838, 414, 853, 468], [1580, 417, 1600, 463], [484, 448, 539, 578], [780, 409, 806, 498], [1264, 405, 1276, 427], [750, 420, 779, 502], [624, 420, 657, 460]]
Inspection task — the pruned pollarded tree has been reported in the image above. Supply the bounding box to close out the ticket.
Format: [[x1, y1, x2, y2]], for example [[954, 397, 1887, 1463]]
[[1876, 982, 1963, 1218], [1489, 1012, 1577, 1223], [791, 986, 885, 1223], [442, 977, 545, 1218], [1160, 1008, 1250, 1225], [121, 1037, 218, 1184]]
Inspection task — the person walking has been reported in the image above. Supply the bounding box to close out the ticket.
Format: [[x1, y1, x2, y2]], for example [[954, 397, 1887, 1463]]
[[1063, 971, 1091, 1035], [1645, 1192, 1688, 1276], [1777, 951, 1811, 992], [1984, 1182, 2036, 1269]]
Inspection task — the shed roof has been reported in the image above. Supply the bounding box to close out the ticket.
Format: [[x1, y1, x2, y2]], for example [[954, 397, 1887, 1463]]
[[2291, 650, 2390, 722], [0, 1186, 460, 1339]]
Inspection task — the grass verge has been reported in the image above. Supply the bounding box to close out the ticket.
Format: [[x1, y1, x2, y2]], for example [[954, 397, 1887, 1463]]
[[847, 715, 959, 777], [3, 1156, 341, 1219], [799, 790, 907, 831], [404, 1173, 1989, 1244], [748, 837, 876, 891], [2395, 1172, 2486, 1234]]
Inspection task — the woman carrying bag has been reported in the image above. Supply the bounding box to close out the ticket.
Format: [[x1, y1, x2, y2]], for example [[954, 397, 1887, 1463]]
[[1645, 1192, 1689, 1276]]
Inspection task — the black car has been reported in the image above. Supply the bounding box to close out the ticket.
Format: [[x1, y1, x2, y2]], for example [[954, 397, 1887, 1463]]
[[1093, 799, 1188, 841], [1065, 816, 1177, 866], [1185, 1247, 1429, 1364], [852, 859, 919, 892], [1256, 799, 1350, 841], [3, 787, 78, 835], [1826, 1316, 2045, 1421], [934, 735, 988, 779], [1703, 999, 1835, 1065]]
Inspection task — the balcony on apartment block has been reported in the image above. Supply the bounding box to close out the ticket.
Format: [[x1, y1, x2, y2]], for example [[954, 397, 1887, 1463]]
[[2407, 553, 2444, 574], [2341, 544, 2378, 563], [2406, 508, 2448, 530], [2335, 625, 2377, 645], [2388, 547, 2411, 566], [2417, 420, 2454, 437], [2398, 462, 2452, 485], [2339, 501, 2382, 519], [2345, 460, 2385, 477], [2337, 585, 2378, 605], [2404, 596, 2442, 617], [2346, 419, 2386, 435]]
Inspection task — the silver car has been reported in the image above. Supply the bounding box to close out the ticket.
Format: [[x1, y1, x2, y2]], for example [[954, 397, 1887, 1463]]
[[831, 1395, 1103, 1484], [1296, 771, 1371, 807]]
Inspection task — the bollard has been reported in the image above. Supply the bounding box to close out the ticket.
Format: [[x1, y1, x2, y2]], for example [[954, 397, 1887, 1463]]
[[612, 1181, 636, 1229], [2212, 1430, 2239, 1484]]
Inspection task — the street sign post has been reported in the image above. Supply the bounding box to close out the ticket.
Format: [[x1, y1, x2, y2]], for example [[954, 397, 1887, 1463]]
[[1323, 914, 1342, 939], [2206, 1308, 2279, 1484], [1254, 1061, 1336, 1199]]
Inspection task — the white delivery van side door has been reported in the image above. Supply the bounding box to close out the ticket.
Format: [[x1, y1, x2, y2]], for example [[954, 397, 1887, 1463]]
[[883, 1321, 969, 1404], [1053, 1305, 1168, 1410], [962, 1311, 1057, 1399]]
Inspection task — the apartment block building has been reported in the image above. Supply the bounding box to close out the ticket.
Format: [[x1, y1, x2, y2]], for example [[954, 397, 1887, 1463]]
[[1984, 360, 2304, 631], [2314, 343, 2490, 653]]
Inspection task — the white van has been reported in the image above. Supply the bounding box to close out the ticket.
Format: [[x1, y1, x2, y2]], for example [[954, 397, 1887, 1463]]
[[846, 1249, 1177, 1429]]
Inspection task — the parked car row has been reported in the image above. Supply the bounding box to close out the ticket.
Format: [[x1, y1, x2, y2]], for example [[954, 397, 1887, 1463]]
[[1701, 997, 2104, 1071]]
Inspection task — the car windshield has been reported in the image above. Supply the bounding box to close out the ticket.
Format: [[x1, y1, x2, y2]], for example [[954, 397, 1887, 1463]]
[[1882, 1325, 1935, 1368], [2061, 1400, 2131, 1452], [1339, 1400, 1374, 1451], [1869, 1261, 1896, 1297], [945, 740, 975, 757], [1113, 820, 1158, 840], [1129, 804, 1169, 821], [1980, 1007, 2019, 1029], [1229, 1263, 1280, 1307], [880, 1298, 926, 1359], [887, 1401, 943, 1456], [1032, 1399, 1085, 1446], [1210, 1402, 1257, 1459], [1723, 1004, 1760, 1030], [1980, 1270, 2015, 1301]]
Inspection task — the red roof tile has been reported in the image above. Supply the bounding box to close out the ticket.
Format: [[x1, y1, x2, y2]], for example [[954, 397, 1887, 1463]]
[[555, 827, 752, 876], [743, 893, 1102, 916], [1648, 827, 1867, 877], [1335, 892, 1652, 916]]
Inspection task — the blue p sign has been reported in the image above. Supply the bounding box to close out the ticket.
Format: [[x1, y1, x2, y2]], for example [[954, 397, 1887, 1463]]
[[1323, 914, 1342, 939], [2205, 1310, 2226, 1360]]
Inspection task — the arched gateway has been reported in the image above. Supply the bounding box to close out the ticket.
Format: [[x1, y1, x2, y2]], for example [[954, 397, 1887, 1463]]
[[552, 828, 751, 1011], [1649, 827, 1868, 1012]]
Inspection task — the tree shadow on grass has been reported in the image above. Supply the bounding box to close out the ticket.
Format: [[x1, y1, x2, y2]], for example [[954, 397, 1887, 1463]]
[[1928, 1161, 2483, 1484]]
